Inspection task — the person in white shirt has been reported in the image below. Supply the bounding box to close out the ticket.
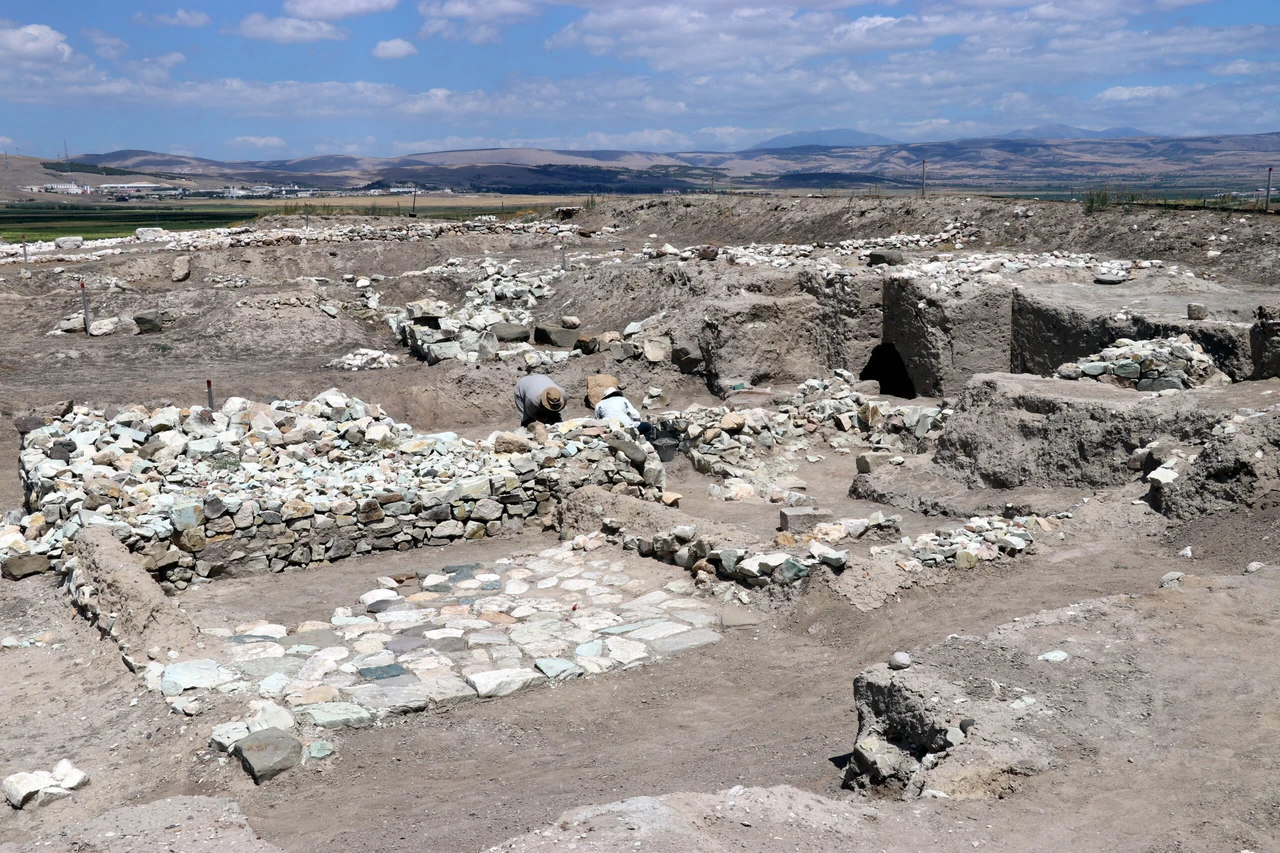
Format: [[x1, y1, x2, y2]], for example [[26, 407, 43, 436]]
[[594, 387, 652, 436]]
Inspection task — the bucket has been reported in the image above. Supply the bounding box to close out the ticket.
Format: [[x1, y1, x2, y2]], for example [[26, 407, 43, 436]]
[[653, 438, 679, 464]]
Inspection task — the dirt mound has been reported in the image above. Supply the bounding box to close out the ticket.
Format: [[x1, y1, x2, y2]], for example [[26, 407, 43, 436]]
[[0, 796, 285, 852], [559, 485, 755, 548], [490, 785, 875, 852], [582, 194, 1280, 285], [70, 527, 198, 657], [933, 374, 1218, 489]]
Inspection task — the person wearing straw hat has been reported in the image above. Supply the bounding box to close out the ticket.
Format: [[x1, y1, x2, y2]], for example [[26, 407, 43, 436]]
[[593, 386, 652, 437], [514, 373, 567, 427]]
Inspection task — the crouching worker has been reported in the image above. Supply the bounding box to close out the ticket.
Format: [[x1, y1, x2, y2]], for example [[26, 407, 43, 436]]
[[594, 387, 653, 437], [514, 373, 566, 427]]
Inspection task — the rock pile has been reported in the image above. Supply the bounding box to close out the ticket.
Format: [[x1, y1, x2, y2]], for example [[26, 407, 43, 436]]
[[1057, 336, 1228, 391], [607, 511, 901, 589], [325, 349, 402, 371], [660, 375, 947, 499], [892, 251, 1164, 296], [393, 262, 580, 367], [3, 760, 89, 809], [901, 513, 1062, 569], [1, 218, 584, 268], [7, 391, 666, 594], [639, 221, 978, 267]]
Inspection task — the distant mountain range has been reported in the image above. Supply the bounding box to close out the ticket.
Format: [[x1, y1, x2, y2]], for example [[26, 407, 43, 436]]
[[26, 130, 1280, 195], [1001, 124, 1152, 140], [749, 129, 898, 149]]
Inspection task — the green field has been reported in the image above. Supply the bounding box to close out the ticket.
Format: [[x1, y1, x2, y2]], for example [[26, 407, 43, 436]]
[[0, 204, 262, 242], [0, 198, 577, 242]]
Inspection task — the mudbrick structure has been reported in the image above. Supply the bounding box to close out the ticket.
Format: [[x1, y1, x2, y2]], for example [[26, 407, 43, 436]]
[[2, 194, 1280, 853]]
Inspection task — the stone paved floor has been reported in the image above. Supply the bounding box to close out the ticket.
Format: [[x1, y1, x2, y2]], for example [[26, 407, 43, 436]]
[[155, 533, 727, 749]]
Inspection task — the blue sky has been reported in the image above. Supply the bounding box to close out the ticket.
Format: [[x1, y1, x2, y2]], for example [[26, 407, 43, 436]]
[[0, 0, 1277, 159]]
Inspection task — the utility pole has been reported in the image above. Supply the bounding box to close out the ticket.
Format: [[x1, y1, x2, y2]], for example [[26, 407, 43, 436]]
[[63, 139, 70, 165], [921, 160, 927, 198]]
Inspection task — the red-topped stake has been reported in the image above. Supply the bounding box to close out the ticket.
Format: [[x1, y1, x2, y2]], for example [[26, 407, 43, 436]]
[[207, 379, 214, 410]]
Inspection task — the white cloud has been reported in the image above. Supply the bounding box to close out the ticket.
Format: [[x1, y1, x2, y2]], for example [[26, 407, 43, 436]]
[[228, 135, 288, 148], [135, 9, 212, 27], [123, 51, 186, 84], [0, 135, 13, 147], [418, 0, 539, 44], [231, 13, 345, 43], [0, 23, 76, 66], [372, 37, 417, 58], [284, 0, 398, 20], [1095, 84, 1188, 101], [82, 28, 128, 61], [1210, 59, 1280, 76]]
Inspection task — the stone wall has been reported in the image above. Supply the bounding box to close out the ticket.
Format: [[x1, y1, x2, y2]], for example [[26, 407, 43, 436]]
[[5, 390, 665, 591]]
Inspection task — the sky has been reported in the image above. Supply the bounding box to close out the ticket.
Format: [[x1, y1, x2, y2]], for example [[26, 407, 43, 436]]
[[0, 0, 1277, 160]]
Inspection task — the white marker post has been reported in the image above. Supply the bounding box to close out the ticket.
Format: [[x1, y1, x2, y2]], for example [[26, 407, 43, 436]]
[[22, 234, 28, 269], [921, 160, 927, 198], [80, 282, 89, 333], [1267, 167, 1273, 213]]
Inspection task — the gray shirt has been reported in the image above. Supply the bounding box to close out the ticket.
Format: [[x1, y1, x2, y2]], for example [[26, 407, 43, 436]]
[[514, 374, 562, 424]]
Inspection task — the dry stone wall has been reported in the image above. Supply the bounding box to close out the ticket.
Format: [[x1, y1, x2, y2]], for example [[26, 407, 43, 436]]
[[4, 390, 665, 591]]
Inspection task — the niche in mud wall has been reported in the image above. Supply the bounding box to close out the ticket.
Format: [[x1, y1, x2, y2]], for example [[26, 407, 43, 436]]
[[860, 343, 917, 399]]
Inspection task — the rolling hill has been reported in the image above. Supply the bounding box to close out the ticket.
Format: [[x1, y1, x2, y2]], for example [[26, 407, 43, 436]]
[[11, 130, 1279, 195]]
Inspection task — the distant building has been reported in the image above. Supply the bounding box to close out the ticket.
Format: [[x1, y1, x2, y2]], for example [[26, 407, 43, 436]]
[[98, 182, 169, 193]]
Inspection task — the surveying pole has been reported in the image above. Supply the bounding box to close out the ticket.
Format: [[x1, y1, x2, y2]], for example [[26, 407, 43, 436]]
[[921, 160, 927, 197], [1267, 167, 1273, 213]]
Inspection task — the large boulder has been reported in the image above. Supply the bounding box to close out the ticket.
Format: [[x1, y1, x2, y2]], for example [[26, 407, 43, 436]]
[[171, 256, 191, 282], [232, 728, 302, 783], [490, 322, 530, 343], [585, 374, 620, 407], [534, 325, 581, 348], [54, 236, 84, 250], [1, 554, 50, 581]]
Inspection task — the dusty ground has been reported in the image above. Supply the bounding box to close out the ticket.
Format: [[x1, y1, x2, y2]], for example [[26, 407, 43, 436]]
[[2, 195, 1279, 853]]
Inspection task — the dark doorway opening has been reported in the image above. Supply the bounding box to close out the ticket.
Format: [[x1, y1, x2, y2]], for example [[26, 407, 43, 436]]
[[860, 343, 917, 399]]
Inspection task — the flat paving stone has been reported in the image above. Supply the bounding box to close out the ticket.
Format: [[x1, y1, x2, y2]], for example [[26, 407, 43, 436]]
[[626, 621, 690, 642], [291, 625, 343, 645], [535, 658, 584, 680], [418, 674, 477, 705], [385, 636, 428, 654], [599, 618, 664, 635], [294, 702, 373, 729], [466, 668, 546, 698], [358, 663, 408, 680], [647, 628, 722, 656]]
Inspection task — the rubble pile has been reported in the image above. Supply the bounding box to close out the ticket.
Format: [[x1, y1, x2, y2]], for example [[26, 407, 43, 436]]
[[0, 219, 583, 267], [638, 221, 978, 266], [7, 391, 666, 594], [325, 349, 402, 371], [901, 513, 1064, 569], [617, 514, 897, 587], [1057, 336, 1228, 391], [393, 262, 581, 368], [662, 376, 948, 494], [2, 760, 90, 810], [892, 251, 1164, 295]]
